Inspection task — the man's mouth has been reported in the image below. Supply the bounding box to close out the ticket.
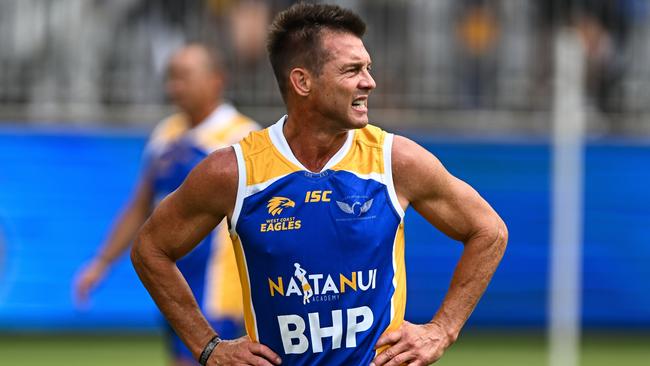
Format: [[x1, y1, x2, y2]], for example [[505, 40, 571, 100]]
[[351, 97, 367, 111]]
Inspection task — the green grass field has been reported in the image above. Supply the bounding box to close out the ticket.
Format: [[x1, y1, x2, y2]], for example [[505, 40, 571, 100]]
[[0, 331, 647, 366]]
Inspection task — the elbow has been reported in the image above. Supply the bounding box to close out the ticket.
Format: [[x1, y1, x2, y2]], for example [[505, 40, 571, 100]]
[[465, 214, 508, 250], [493, 218, 508, 260], [130, 229, 175, 276], [130, 236, 145, 273], [130, 229, 153, 275], [468, 215, 508, 260]]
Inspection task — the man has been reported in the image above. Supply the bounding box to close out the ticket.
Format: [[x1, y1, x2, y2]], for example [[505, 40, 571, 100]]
[[74, 43, 258, 366], [131, 4, 508, 366]]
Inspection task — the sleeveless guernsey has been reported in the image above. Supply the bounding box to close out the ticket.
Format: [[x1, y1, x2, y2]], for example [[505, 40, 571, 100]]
[[230, 116, 406, 365], [145, 103, 256, 325]]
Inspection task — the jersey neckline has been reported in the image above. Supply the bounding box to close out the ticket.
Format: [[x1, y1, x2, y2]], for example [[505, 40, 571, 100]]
[[268, 115, 354, 174], [189, 102, 237, 135]]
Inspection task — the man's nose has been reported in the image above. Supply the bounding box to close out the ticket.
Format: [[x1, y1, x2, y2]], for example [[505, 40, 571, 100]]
[[359, 69, 376, 90]]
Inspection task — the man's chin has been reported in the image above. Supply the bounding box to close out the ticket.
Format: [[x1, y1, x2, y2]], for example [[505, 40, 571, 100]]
[[352, 118, 369, 129], [347, 113, 369, 129]]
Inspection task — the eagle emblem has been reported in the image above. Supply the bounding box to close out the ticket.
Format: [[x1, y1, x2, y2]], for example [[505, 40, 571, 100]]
[[336, 199, 374, 216], [267, 196, 295, 216]]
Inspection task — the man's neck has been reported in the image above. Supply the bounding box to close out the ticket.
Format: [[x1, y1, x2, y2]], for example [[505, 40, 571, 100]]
[[186, 100, 221, 128], [284, 114, 350, 173]]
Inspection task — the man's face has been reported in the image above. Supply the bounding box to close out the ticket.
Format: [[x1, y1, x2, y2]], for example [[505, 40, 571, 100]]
[[165, 46, 222, 113], [309, 30, 376, 130]]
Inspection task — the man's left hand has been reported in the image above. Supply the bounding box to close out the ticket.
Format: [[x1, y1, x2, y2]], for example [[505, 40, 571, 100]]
[[370, 321, 454, 366]]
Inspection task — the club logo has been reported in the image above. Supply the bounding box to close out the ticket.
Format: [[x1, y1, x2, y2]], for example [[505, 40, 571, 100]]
[[336, 198, 373, 216], [261, 197, 301, 232], [267, 196, 295, 216]]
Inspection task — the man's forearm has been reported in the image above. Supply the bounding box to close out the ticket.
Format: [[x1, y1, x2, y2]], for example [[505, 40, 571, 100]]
[[98, 178, 153, 265], [98, 202, 149, 265], [131, 237, 217, 359], [431, 219, 508, 341]]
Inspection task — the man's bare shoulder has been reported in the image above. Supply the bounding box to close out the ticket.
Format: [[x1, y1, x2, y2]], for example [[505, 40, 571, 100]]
[[391, 135, 450, 204], [391, 135, 426, 170], [201, 146, 239, 181]]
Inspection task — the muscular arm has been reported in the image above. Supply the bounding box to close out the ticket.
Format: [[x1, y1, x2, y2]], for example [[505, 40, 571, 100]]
[[131, 148, 236, 356], [396, 135, 508, 337], [130, 148, 281, 365], [373, 136, 508, 366], [74, 177, 153, 305]]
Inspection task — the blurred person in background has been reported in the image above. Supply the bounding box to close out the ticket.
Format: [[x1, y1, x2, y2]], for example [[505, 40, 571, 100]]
[[534, 0, 635, 121], [73, 43, 259, 366], [131, 3, 507, 366], [455, 0, 500, 108], [226, 0, 271, 65], [576, 0, 633, 118]]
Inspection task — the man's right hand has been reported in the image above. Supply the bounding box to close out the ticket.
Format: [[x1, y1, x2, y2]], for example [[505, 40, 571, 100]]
[[73, 259, 109, 308], [209, 336, 282, 366]]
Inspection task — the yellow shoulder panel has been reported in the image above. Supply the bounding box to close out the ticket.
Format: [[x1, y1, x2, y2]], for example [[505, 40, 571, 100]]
[[239, 129, 301, 186], [195, 114, 258, 151], [149, 113, 189, 145], [332, 124, 385, 175]]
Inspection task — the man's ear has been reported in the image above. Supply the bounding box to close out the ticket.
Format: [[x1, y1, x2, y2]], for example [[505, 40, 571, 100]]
[[289, 68, 312, 97]]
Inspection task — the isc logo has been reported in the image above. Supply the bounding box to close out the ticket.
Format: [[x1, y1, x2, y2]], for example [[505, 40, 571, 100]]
[[277, 306, 373, 354], [304, 190, 332, 203]]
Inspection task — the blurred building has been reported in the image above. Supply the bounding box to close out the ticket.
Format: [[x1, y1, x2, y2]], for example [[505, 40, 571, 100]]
[[1, 0, 650, 134]]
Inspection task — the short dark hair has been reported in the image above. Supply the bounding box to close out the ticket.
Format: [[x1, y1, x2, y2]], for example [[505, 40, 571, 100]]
[[267, 3, 366, 99]]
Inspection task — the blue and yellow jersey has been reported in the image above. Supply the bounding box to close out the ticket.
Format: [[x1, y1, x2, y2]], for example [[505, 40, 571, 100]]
[[144, 103, 258, 322], [230, 116, 406, 365]]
